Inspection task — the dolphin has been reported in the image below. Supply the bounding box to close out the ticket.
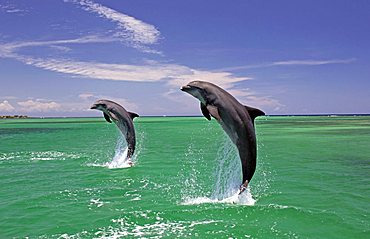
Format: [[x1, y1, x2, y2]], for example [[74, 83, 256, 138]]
[[90, 99, 139, 160], [181, 81, 265, 194]]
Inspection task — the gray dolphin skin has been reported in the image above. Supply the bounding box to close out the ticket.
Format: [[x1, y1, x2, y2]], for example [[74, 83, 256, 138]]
[[181, 81, 265, 194], [90, 99, 139, 160]]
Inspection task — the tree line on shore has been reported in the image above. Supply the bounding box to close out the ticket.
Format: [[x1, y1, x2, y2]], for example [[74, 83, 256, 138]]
[[0, 115, 29, 119]]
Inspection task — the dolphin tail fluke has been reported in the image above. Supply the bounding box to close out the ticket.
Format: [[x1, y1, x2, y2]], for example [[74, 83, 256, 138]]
[[239, 180, 249, 195], [128, 112, 139, 120]]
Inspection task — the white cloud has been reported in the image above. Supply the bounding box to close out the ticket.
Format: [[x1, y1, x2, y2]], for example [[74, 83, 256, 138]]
[[78, 93, 139, 112], [253, 96, 284, 112], [0, 35, 115, 58], [1, 95, 138, 115], [17, 100, 61, 112], [0, 100, 15, 112], [220, 58, 357, 71], [78, 93, 95, 101], [65, 0, 161, 53], [227, 89, 284, 111]]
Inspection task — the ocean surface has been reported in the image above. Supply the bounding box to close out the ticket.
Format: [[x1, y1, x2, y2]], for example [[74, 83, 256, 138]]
[[0, 116, 369, 238]]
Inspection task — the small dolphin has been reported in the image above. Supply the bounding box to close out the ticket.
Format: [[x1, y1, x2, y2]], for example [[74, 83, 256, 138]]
[[90, 99, 139, 160], [181, 81, 265, 194]]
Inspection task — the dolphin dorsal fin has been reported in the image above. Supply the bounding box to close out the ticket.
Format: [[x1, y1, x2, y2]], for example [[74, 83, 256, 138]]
[[200, 103, 211, 120], [128, 112, 139, 120], [245, 106, 265, 121], [103, 112, 112, 123]]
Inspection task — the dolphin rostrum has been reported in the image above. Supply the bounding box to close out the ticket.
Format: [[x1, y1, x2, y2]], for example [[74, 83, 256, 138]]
[[181, 81, 265, 194], [90, 99, 139, 160]]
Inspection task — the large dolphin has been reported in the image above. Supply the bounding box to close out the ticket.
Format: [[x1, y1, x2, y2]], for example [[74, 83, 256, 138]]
[[90, 99, 139, 160], [181, 81, 265, 194]]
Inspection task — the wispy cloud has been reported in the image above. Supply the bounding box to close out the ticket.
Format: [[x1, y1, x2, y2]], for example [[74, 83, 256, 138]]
[[65, 0, 161, 54], [0, 36, 249, 90], [18, 56, 249, 89], [1, 36, 279, 112], [272, 58, 356, 66], [220, 58, 357, 71], [0, 35, 115, 58], [0, 96, 18, 100], [0, 3, 27, 15]]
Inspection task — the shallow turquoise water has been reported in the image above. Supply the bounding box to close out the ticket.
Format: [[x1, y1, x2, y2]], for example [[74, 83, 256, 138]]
[[0, 116, 369, 238]]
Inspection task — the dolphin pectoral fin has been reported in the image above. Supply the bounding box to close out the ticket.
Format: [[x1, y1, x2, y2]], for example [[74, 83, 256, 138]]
[[200, 103, 211, 120], [244, 106, 265, 121], [207, 105, 221, 121], [109, 112, 119, 121], [103, 112, 112, 123], [128, 112, 139, 120]]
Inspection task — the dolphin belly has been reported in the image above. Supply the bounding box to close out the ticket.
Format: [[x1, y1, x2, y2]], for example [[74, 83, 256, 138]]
[[220, 120, 239, 144]]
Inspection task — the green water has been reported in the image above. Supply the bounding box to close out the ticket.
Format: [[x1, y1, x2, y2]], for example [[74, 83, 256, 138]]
[[0, 116, 369, 238]]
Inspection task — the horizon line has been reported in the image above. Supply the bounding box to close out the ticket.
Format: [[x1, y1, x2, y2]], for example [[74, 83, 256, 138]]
[[1, 113, 370, 119]]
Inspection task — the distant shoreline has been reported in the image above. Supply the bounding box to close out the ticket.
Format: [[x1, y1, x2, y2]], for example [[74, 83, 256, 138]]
[[1, 114, 369, 119], [0, 115, 29, 119]]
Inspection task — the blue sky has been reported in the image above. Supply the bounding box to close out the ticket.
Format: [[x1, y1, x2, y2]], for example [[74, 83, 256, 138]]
[[0, 0, 369, 116]]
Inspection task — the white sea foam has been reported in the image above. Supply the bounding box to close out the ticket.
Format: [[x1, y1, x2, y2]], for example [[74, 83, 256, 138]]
[[89, 198, 108, 208], [182, 187, 255, 206], [30, 151, 80, 161], [0, 153, 15, 161], [92, 218, 221, 239], [30, 151, 64, 161], [52, 218, 222, 238]]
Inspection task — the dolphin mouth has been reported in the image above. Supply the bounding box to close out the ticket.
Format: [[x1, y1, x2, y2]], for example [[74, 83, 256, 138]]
[[180, 85, 191, 91], [90, 104, 97, 110]]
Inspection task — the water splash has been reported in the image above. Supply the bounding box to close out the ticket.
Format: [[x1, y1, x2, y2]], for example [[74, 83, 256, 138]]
[[105, 136, 132, 169], [106, 135, 138, 169], [212, 138, 241, 199], [89, 132, 144, 169], [181, 134, 256, 206], [180, 142, 206, 199]]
